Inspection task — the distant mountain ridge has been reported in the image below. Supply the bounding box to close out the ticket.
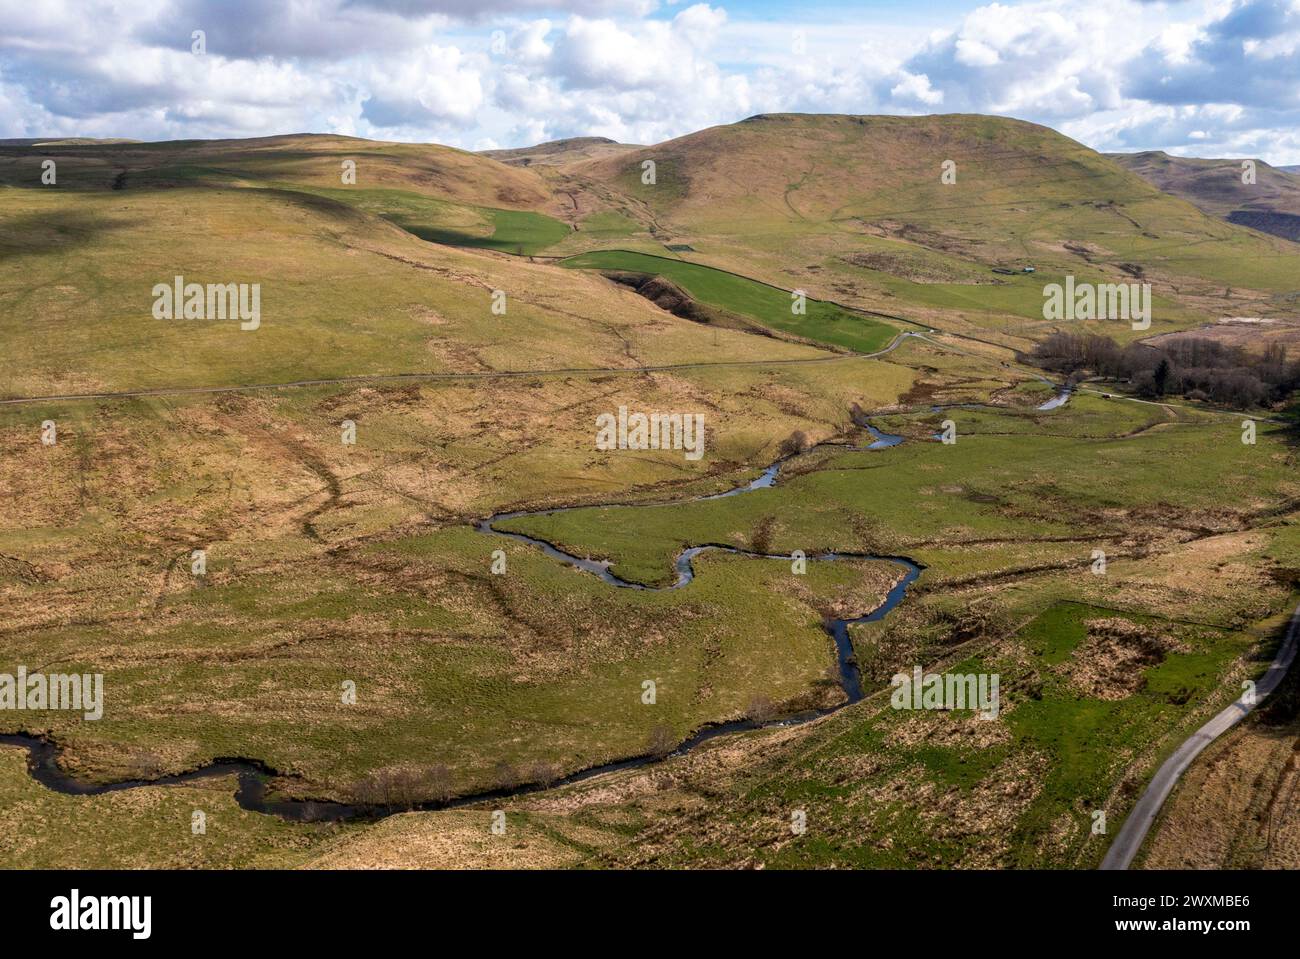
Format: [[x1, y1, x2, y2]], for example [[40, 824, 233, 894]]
[[480, 136, 638, 167], [1108, 150, 1300, 243]]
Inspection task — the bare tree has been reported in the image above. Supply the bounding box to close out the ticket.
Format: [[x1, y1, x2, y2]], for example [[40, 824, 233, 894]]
[[493, 760, 519, 791], [420, 763, 454, 804], [645, 724, 677, 759], [353, 765, 452, 809], [747, 694, 776, 722], [527, 760, 559, 790], [1027, 332, 1296, 409]]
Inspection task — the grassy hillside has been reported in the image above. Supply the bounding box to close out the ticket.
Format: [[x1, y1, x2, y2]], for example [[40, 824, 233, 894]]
[[9, 119, 1300, 348], [0, 170, 835, 398], [0, 133, 554, 208], [0, 134, 577, 261], [1109, 150, 1300, 243], [481, 136, 638, 168], [561, 249, 899, 353], [2, 117, 1299, 870], [563, 114, 1300, 341]]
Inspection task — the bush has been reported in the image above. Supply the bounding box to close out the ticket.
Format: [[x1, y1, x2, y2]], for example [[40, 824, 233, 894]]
[[645, 724, 677, 758], [778, 430, 809, 458]]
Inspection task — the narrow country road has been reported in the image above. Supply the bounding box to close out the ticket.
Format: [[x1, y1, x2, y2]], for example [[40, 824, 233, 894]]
[[1100, 602, 1300, 870]]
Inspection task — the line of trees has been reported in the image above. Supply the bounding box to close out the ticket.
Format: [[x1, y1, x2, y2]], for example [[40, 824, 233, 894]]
[[351, 764, 453, 808], [1026, 332, 1299, 407]]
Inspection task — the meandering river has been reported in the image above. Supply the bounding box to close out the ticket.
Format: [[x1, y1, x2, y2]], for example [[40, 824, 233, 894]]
[[2, 421, 925, 822]]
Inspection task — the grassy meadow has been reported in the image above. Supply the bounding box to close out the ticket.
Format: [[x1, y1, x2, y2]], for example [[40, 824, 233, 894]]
[[1, 116, 1298, 868], [561, 249, 899, 353]]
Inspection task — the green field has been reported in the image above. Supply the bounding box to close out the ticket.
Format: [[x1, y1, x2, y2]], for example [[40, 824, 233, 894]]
[[560, 249, 898, 353], [396, 205, 570, 254], [500, 396, 1289, 596], [2, 116, 1299, 870], [249, 184, 572, 255]]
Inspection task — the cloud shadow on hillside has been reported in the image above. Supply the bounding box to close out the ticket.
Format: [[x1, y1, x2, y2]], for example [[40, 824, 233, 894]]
[[0, 208, 138, 262]]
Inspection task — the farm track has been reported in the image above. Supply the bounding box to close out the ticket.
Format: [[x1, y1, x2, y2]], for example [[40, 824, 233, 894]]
[[1101, 602, 1300, 869]]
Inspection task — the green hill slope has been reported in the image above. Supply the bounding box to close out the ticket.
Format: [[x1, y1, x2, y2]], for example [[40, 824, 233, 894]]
[[563, 114, 1300, 340]]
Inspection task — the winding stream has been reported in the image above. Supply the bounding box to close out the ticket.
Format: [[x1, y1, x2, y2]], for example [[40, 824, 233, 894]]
[[2, 421, 923, 823], [1037, 388, 1072, 411]]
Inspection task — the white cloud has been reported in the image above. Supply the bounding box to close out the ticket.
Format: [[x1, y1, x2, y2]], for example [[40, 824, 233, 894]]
[[548, 5, 727, 92], [955, 38, 1001, 68], [890, 72, 944, 106], [364, 45, 485, 127], [0, 0, 1298, 163], [510, 18, 554, 63]]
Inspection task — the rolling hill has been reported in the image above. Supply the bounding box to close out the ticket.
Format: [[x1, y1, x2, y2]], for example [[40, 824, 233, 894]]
[[1110, 150, 1300, 243], [480, 136, 638, 167], [554, 113, 1300, 344], [3, 115, 1300, 872], [9, 116, 1300, 353]]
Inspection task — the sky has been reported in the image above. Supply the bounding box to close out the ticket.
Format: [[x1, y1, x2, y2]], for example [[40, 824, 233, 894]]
[[1, 0, 1298, 163]]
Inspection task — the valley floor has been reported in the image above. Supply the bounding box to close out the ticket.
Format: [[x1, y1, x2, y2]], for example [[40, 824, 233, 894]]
[[2, 125, 1298, 869]]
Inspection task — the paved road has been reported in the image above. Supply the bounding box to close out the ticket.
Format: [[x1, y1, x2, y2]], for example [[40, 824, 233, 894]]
[[1100, 602, 1300, 870]]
